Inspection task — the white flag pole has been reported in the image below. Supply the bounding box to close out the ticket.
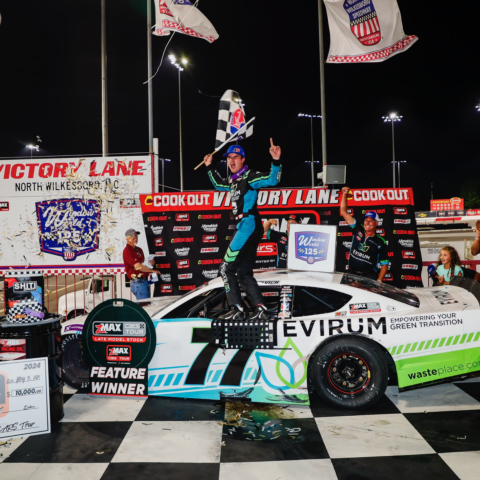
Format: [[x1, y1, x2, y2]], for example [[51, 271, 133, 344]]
[[318, 0, 327, 172], [194, 117, 255, 170]]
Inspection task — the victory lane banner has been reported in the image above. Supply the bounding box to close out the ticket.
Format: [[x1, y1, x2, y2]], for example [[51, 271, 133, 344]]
[[82, 299, 156, 398], [140, 188, 423, 295]]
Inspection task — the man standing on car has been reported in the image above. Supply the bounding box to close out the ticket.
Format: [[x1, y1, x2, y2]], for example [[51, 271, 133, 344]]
[[340, 187, 389, 282], [123, 229, 159, 300], [204, 139, 282, 320], [263, 215, 299, 269]]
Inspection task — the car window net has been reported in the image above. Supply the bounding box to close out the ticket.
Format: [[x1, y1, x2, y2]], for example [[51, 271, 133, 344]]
[[341, 273, 420, 308]]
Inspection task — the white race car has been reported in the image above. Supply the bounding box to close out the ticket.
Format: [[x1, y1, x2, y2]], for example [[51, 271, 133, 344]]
[[61, 271, 480, 409]]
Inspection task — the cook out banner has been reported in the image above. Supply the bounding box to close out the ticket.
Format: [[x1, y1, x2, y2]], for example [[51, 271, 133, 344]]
[[0, 156, 153, 274], [140, 187, 423, 295], [324, 0, 418, 64]]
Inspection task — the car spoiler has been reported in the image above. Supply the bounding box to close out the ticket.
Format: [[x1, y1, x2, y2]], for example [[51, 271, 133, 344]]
[[450, 276, 480, 305]]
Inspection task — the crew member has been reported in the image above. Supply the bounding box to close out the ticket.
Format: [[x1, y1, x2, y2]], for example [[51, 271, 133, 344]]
[[123, 229, 159, 300], [204, 139, 282, 320], [472, 220, 480, 256], [340, 186, 389, 282], [263, 215, 299, 268]]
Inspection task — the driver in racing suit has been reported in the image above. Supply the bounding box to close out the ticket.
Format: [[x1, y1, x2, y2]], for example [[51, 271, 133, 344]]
[[204, 139, 282, 320]]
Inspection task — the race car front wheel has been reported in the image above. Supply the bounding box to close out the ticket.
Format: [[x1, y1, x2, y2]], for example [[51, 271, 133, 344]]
[[309, 337, 388, 409], [61, 334, 89, 391]]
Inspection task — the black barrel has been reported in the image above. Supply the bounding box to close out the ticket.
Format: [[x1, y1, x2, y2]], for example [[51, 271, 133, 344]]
[[0, 315, 64, 422]]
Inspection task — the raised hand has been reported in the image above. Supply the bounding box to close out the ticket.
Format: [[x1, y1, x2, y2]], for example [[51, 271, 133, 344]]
[[475, 220, 480, 236], [269, 138, 281, 160], [204, 154, 213, 167], [342, 186, 350, 195], [269, 219, 278, 226]]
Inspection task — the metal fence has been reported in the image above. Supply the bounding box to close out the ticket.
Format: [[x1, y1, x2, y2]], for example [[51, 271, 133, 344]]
[[1, 273, 134, 318]]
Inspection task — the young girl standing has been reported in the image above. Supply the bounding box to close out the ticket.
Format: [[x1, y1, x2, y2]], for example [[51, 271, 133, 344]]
[[435, 246, 463, 285]]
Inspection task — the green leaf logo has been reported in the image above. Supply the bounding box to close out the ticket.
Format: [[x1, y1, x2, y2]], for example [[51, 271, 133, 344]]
[[276, 338, 307, 389]]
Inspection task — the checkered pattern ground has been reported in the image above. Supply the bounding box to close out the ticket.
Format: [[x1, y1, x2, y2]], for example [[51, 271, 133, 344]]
[[2, 379, 480, 480]]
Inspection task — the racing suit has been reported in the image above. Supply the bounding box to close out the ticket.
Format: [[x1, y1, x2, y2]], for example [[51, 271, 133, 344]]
[[207, 159, 282, 306]]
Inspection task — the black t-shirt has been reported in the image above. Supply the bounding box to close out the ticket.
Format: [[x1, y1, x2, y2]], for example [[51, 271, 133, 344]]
[[348, 221, 388, 273], [266, 229, 288, 268]]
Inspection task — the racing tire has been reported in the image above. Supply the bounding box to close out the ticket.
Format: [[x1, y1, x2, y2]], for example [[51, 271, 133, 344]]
[[61, 334, 89, 391], [309, 337, 388, 410]]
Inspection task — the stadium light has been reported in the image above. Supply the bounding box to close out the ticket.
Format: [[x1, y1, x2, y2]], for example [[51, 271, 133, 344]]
[[298, 113, 322, 188], [382, 113, 403, 187]]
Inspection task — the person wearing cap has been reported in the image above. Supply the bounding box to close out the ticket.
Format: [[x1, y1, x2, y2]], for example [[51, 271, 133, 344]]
[[203, 139, 282, 320], [263, 215, 299, 269], [340, 187, 389, 282], [123, 229, 159, 300]]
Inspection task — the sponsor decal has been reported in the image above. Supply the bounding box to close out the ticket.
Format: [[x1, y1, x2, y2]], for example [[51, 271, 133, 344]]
[[349, 302, 381, 314], [339, 221, 349, 226], [13, 281, 37, 292], [262, 292, 279, 297], [388, 252, 394, 257], [154, 238, 163, 247], [225, 235, 233, 241], [345, 252, 350, 260], [228, 225, 236, 230], [393, 230, 416, 235], [157, 263, 171, 269], [201, 224, 218, 232], [155, 251, 166, 257], [338, 232, 353, 237], [106, 345, 132, 362], [386, 306, 396, 312], [400, 275, 422, 281], [198, 214, 221, 220], [389, 312, 461, 330], [148, 215, 167, 221], [174, 247, 190, 256], [176, 260, 190, 269], [399, 239, 414, 247], [347, 209, 353, 214], [295, 231, 328, 264], [376, 229, 385, 236], [175, 213, 189, 221], [402, 250, 415, 259], [202, 269, 219, 279], [0, 201, 9, 211], [257, 243, 278, 256], [92, 321, 147, 342], [203, 235, 217, 243], [178, 273, 193, 280], [151, 226, 163, 235], [36, 198, 101, 261], [394, 219, 411, 224], [178, 285, 196, 291], [198, 259, 222, 265], [160, 273, 171, 282], [342, 241, 352, 248], [402, 264, 418, 270], [201, 247, 219, 253], [282, 317, 387, 337], [383, 273, 393, 281], [258, 280, 280, 285], [431, 290, 459, 305], [173, 226, 191, 232], [335, 311, 347, 316], [322, 210, 332, 215], [63, 324, 84, 333], [393, 207, 407, 215], [161, 284, 172, 293], [170, 237, 194, 243]]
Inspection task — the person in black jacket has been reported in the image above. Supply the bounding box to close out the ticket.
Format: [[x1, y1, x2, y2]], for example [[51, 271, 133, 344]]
[[204, 139, 281, 320]]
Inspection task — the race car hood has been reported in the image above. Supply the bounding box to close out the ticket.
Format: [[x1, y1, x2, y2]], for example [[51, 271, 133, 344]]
[[416, 286, 471, 310]]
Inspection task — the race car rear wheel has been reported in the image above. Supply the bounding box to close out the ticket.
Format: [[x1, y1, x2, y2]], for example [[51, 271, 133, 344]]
[[309, 337, 388, 409], [61, 334, 89, 391]]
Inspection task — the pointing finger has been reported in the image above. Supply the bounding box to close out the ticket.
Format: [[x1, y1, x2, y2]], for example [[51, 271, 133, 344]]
[[270, 138, 274, 147]]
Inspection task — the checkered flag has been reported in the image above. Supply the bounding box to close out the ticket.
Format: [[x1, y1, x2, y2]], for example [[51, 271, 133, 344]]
[[215, 90, 254, 150], [7, 300, 44, 324]]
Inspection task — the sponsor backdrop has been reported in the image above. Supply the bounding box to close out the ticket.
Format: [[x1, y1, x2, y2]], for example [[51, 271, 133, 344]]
[[140, 187, 423, 295], [0, 156, 153, 274]]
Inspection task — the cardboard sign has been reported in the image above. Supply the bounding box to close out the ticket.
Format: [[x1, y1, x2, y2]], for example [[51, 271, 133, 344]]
[[0, 358, 50, 439], [82, 299, 156, 399], [287, 224, 338, 272]]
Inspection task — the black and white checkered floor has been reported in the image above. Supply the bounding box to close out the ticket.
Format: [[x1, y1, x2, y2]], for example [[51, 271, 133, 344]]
[[2, 379, 480, 480]]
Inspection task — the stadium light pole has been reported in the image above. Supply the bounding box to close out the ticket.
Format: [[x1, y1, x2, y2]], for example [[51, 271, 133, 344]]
[[382, 113, 403, 188], [26, 144, 39, 159], [169, 55, 187, 192], [298, 113, 322, 188], [391, 160, 406, 187]]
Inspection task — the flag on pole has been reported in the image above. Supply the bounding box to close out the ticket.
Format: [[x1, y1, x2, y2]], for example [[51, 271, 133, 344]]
[[153, 0, 219, 43], [215, 90, 254, 150], [324, 0, 418, 63]]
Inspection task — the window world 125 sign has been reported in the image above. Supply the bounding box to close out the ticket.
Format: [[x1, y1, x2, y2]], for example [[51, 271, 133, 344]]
[[288, 224, 337, 273], [36, 198, 101, 261]]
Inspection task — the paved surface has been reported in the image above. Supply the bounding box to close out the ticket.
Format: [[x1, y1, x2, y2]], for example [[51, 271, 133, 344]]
[[1, 378, 480, 480]]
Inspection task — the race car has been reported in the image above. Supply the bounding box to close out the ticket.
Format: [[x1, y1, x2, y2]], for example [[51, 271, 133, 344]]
[[60, 271, 480, 409]]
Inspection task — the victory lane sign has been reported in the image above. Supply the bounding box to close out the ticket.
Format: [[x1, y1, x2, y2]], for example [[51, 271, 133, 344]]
[[82, 299, 156, 398]]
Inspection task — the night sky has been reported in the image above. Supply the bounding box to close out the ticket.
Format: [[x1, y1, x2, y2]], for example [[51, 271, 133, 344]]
[[1, 1, 479, 211]]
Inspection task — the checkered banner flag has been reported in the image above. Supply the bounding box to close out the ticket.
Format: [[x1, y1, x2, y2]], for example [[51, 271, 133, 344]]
[[215, 90, 255, 150], [324, 0, 418, 63]]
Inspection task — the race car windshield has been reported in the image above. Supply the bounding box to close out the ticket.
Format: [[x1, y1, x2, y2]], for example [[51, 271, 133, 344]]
[[150, 285, 207, 317], [340, 273, 420, 308]]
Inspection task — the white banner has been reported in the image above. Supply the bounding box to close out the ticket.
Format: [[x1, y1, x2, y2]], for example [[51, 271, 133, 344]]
[[0, 156, 152, 274], [0, 358, 50, 439], [0, 156, 152, 198], [324, 0, 418, 63]]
